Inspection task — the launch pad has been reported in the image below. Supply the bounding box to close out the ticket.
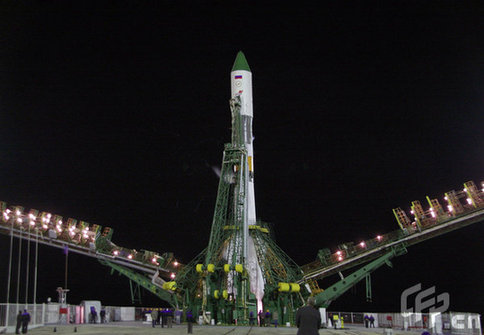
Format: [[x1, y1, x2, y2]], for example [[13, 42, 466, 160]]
[[1, 52, 484, 327]]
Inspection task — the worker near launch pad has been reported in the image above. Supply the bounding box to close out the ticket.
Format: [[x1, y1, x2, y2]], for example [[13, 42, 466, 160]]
[[258, 310, 264, 326], [296, 297, 321, 335], [15, 311, 22, 334], [151, 309, 158, 328], [21, 309, 30, 334]]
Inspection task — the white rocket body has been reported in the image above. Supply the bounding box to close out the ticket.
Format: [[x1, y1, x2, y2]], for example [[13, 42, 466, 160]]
[[230, 68, 256, 227], [230, 53, 265, 311]]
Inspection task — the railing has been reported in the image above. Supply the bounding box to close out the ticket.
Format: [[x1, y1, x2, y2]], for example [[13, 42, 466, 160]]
[[301, 180, 484, 282], [0, 201, 181, 279]]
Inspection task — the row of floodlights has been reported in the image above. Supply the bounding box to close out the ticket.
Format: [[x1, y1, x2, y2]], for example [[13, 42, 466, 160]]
[[330, 181, 484, 263], [332, 235, 384, 262], [110, 248, 179, 278], [1, 203, 180, 279], [2, 208, 95, 242], [408, 181, 484, 220]]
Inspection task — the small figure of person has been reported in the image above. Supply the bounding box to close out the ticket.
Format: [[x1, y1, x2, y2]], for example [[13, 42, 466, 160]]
[[265, 310, 271, 327], [249, 311, 255, 326], [369, 315, 375, 328], [364, 314, 370, 328], [21, 309, 30, 334], [272, 310, 279, 328], [175, 309, 182, 325], [157, 308, 162, 327], [333, 314, 339, 329], [167, 308, 173, 328], [258, 310, 264, 327], [100, 308, 106, 323], [186, 310, 193, 334], [89, 306, 97, 324], [16, 311, 22, 334], [296, 297, 321, 335], [151, 309, 158, 328], [161, 308, 167, 328]]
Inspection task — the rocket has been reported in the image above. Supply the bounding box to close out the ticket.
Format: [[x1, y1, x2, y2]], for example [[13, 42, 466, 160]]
[[231, 51, 256, 228], [230, 51, 265, 311]]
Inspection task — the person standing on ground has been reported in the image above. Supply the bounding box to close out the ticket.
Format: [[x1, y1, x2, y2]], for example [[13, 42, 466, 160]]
[[296, 297, 321, 335], [151, 309, 158, 328], [21, 309, 30, 334], [167, 308, 173, 328], [100, 308, 106, 323], [265, 310, 271, 327], [369, 315, 375, 328], [15, 311, 22, 334], [272, 310, 279, 328], [249, 311, 255, 326], [186, 310, 193, 334], [161, 308, 167, 328], [258, 310, 264, 327]]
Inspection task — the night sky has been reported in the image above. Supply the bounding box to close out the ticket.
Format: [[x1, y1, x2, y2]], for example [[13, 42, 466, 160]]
[[1, 2, 483, 316]]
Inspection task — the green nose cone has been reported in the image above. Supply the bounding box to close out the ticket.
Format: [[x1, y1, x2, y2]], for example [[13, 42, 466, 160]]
[[232, 51, 251, 72]]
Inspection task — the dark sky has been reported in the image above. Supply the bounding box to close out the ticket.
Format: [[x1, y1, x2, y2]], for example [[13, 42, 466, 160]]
[[1, 2, 483, 316]]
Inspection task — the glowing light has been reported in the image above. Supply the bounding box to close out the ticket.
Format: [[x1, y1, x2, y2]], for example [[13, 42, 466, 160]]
[[173, 261, 179, 267], [410, 210, 414, 214], [29, 214, 36, 220], [43, 224, 48, 229], [376, 235, 383, 241], [58, 220, 63, 225], [113, 250, 119, 256], [430, 212, 436, 218], [17, 218, 22, 223], [30, 221, 35, 226], [69, 231, 75, 237], [15, 210, 21, 216], [5, 209, 11, 214], [447, 205, 453, 212], [152, 257, 157, 263], [83, 234, 88, 239], [336, 251, 342, 256], [466, 198, 472, 205], [359, 241, 366, 248], [127, 254, 133, 260], [170, 273, 176, 279], [337, 256, 343, 261], [444, 196, 448, 201]]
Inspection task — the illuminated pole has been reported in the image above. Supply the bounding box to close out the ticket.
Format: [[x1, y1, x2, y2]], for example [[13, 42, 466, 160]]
[[64, 246, 68, 289], [16, 231, 22, 312], [5, 215, 14, 328], [33, 229, 39, 324], [25, 225, 31, 308]]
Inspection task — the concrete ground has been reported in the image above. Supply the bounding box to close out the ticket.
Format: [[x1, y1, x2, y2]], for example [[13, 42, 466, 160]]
[[17, 322, 423, 335]]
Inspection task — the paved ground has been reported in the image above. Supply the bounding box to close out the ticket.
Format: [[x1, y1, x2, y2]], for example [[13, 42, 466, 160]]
[[14, 322, 422, 335]]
